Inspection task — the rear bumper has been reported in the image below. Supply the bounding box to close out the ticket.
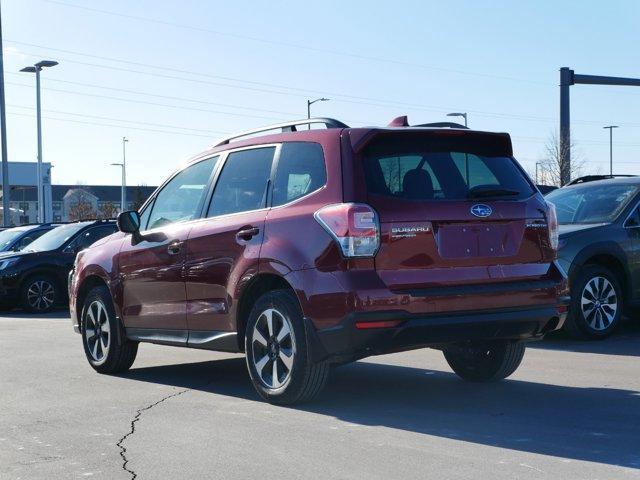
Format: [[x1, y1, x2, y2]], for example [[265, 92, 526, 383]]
[[309, 299, 569, 363]]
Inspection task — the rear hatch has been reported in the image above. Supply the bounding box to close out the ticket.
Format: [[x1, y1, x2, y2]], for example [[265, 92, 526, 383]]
[[355, 129, 554, 290]]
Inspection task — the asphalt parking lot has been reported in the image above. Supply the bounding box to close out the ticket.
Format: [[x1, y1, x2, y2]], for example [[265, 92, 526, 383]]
[[1, 311, 639, 480]]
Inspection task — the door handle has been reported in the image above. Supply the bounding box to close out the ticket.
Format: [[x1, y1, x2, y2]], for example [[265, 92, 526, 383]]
[[236, 227, 260, 241], [167, 241, 182, 255]]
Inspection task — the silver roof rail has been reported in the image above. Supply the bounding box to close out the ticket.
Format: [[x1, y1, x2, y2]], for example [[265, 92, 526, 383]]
[[212, 118, 349, 147]]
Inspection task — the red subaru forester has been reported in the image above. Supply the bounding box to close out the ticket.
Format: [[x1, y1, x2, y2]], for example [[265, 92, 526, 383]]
[[69, 117, 569, 404]]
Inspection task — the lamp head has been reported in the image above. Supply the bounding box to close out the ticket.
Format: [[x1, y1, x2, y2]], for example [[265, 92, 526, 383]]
[[35, 60, 59, 69]]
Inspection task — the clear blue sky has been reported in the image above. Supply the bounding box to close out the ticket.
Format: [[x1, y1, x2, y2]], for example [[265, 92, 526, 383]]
[[2, 0, 639, 186]]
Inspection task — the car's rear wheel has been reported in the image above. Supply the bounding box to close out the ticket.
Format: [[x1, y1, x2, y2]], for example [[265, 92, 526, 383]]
[[443, 340, 525, 382], [81, 285, 138, 374], [20, 274, 58, 313], [565, 265, 622, 340], [245, 289, 329, 405]]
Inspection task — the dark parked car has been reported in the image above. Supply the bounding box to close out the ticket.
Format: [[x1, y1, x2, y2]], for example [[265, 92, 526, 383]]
[[0, 223, 60, 253], [70, 117, 568, 404], [546, 178, 640, 339], [0, 220, 117, 312]]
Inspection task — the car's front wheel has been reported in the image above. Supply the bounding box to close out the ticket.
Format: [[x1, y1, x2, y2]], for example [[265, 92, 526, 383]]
[[565, 264, 622, 340], [443, 340, 525, 382], [20, 274, 58, 313], [81, 285, 138, 374], [245, 289, 329, 405]]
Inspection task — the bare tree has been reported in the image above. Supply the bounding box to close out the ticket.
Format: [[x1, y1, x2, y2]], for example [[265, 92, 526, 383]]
[[98, 202, 118, 219], [539, 131, 585, 186], [67, 189, 96, 221]]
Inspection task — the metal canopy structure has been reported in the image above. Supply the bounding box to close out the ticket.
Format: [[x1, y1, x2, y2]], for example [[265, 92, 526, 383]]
[[559, 67, 640, 186]]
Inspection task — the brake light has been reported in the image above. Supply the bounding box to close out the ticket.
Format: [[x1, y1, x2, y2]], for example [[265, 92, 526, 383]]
[[314, 203, 380, 257], [546, 201, 559, 251]]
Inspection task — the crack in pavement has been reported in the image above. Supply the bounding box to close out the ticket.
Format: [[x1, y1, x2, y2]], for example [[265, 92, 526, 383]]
[[116, 388, 191, 480]]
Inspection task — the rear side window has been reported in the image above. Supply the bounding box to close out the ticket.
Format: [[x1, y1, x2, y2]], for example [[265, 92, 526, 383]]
[[208, 147, 275, 217], [363, 136, 533, 201], [272, 142, 326, 206]]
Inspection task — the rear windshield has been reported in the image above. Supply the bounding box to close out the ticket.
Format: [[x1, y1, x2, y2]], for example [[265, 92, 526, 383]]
[[363, 138, 533, 201]]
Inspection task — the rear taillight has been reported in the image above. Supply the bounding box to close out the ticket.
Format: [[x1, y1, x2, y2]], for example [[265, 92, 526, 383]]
[[314, 203, 380, 258], [546, 201, 559, 251]]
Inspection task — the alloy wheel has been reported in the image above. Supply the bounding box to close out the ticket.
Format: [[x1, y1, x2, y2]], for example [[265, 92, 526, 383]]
[[581, 276, 618, 331], [250, 308, 296, 389], [84, 300, 111, 363], [26, 280, 55, 311]]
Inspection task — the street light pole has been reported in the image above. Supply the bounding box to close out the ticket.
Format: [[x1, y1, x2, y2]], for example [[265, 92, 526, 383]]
[[306, 98, 329, 129], [603, 126, 618, 176], [20, 60, 58, 223], [121, 137, 128, 211], [535, 162, 541, 184], [447, 112, 469, 183], [446, 112, 468, 127]]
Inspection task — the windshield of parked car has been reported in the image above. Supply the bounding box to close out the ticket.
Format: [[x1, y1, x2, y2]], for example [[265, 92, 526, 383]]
[[23, 223, 88, 252], [546, 184, 638, 224], [0, 227, 31, 250]]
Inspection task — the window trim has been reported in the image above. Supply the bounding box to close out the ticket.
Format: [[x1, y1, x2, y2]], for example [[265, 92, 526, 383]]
[[203, 143, 281, 220]]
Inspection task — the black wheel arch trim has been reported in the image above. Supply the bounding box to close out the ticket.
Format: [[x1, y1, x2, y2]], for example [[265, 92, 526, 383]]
[[568, 241, 630, 299]]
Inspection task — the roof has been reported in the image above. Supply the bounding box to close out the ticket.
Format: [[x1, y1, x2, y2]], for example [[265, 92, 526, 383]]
[[559, 176, 640, 190], [201, 117, 511, 161], [8, 185, 156, 202]]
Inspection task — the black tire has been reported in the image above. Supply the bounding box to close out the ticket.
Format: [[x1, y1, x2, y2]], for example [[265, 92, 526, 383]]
[[564, 264, 622, 340], [20, 274, 58, 313], [81, 285, 138, 374], [444, 340, 525, 382], [244, 289, 329, 405]]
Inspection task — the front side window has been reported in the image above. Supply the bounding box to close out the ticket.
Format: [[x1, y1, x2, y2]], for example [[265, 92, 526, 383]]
[[546, 184, 638, 224], [208, 147, 275, 217], [145, 157, 218, 230], [73, 225, 118, 250], [272, 142, 326, 206]]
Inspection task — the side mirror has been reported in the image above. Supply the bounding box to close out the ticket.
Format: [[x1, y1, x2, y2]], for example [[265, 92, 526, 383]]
[[117, 210, 141, 233], [117, 211, 143, 243]]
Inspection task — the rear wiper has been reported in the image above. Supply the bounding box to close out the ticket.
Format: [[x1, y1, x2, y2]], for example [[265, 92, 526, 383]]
[[468, 187, 520, 199]]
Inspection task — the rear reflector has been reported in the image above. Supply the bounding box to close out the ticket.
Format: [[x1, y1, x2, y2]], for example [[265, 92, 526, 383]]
[[557, 305, 568, 314], [355, 320, 403, 329]]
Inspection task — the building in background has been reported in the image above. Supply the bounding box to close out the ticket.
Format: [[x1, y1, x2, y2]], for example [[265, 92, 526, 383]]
[[0, 162, 52, 224], [3, 184, 155, 224], [0, 161, 156, 225]]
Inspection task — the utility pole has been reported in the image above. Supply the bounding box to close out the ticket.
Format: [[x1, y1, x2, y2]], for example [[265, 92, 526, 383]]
[[121, 137, 127, 211], [0, 2, 10, 226], [603, 126, 618, 176], [111, 137, 128, 212]]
